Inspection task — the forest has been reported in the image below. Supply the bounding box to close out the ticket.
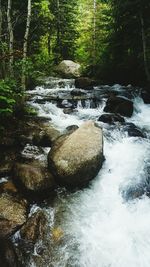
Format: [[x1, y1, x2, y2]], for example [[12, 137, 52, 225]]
[[0, 0, 150, 121], [0, 1, 150, 267]]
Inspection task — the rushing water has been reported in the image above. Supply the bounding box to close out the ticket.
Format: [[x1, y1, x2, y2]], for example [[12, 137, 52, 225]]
[[26, 78, 150, 267]]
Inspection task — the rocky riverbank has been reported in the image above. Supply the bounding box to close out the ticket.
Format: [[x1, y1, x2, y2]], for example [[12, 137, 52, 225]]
[[0, 77, 149, 267]]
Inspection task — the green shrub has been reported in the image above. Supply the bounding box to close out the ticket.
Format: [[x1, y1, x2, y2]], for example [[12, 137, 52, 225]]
[[0, 79, 18, 117]]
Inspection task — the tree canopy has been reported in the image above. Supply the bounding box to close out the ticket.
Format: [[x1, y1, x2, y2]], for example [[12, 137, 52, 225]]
[[0, 0, 150, 120]]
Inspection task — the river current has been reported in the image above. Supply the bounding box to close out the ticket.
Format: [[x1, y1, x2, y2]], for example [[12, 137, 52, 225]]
[[26, 78, 150, 267]]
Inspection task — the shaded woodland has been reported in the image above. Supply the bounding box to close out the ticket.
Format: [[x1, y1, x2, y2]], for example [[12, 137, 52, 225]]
[[0, 0, 150, 121]]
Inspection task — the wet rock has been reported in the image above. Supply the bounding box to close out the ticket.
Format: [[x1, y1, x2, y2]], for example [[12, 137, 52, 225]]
[[20, 210, 47, 244], [0, 181, 18, 195], [75, 77, 98, 90], [51, 227, 64, 243], [98, 113, 125, 124], [58, 99, 73, 109], [0, 149, 18, 177], [0, 137, 15, 148], [0, 193, 28, 237], [66, 125, 79, 133], [122, 185, 145, 201], [104, 95, 133, 117], [33, 125, 61, 147], [25, 115, 51, 123], [55, 60, 81, 78], [71, 89, 86, 96], [63, 108, 74, 114], [0, 162, 13, 177], [48, 121, 104, 187], [0, 237, 21, 267], [141, 89, 150, 104], [124, 123, 145, 138], [16, 135, 32, 147], [13, 161, 55, 194]]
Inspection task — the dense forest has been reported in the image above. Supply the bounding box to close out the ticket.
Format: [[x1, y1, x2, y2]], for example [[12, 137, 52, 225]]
[[0, 0, 150, 121]]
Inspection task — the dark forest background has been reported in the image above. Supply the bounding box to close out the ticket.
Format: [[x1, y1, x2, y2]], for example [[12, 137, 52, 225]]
[[0, 0, 150, 120]]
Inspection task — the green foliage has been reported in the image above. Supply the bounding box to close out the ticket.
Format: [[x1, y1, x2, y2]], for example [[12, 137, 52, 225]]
[[0, 79, 17, 117], [23, 105, 38, 116], [1, 0, 150, 88], [49, 0, 79, 62], [14, 58, 34, 78]]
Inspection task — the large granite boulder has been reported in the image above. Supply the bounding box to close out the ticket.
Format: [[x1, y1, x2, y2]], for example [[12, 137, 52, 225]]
[[48, 121, 104, 187], [104, 95, 133, 117], [56, 60, 81, 78], [0, 193, 28, 237]]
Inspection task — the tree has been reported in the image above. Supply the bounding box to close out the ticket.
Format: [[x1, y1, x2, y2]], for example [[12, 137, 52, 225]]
[[49, 0, 79, 63], [108, 0, 150, 85], [7, 0, 14, 76], [21, 0, 32, 90]]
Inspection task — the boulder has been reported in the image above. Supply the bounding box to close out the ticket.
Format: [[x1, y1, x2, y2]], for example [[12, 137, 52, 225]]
[[75, 77, 98, 90], [33, 125, 61, 147], [56, 60, 81, 78], [104, 95, 133, 117], [0, 193, 28, 236], [71, 89, 86, 96], [13, 161, 55, 194], [63, 108, 74, 114], [124, 123, 145, 138], [0, 237, 20, 267], [48, 121, 104, 187], [20, 210, 47, 244], [141, 90, 150, 104], [98, 113, 125, 124], [0, 181, 18, 195], [122, 185, 145, 201]]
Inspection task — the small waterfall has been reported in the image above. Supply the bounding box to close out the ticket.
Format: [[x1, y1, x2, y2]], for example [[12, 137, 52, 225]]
[[25, 79, 150, 267]]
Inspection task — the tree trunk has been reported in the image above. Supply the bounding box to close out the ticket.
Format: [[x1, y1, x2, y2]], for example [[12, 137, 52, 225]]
[[0, 0, 3, 78], [0, 0, 2, 40], [7, 0, 14, 76], [48, 33, 51, 56], [93, 0, 96, 65], [22, 0, 32, 90], [56, 0, 60, 63], [140, 11, 150, 84]]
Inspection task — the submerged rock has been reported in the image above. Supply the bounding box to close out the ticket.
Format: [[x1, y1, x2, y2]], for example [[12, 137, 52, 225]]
[[122, 185, 145, 201], [75, 77, 98, 90], [123, 123, 145, 138], [98, 113, 125, 124], [71, 89, 86, 96], [0, 193, 28, 236], [13, 161, 55, 195], [55, 60, 81, 78], [104, 95, 133, 117], [63, 108, 74, 114], [20, 210, 47, 244], [48, 121, 104, 187]]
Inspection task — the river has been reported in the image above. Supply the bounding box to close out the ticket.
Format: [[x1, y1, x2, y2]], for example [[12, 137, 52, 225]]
[[25, 78, 150, 267]]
